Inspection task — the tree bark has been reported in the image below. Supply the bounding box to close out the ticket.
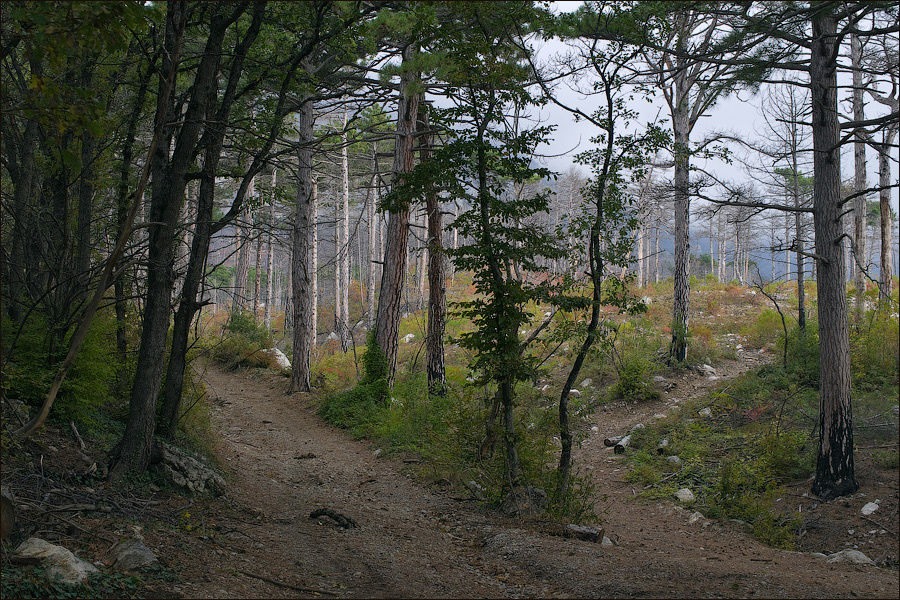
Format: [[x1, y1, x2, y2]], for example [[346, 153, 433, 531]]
[[877, 130, 895, 306], [669, 100, 690, 362], [337, 111, 350, 350], [810, 9, 857, 500], [373, 44, 419, 383], [264, 168, 276, 329], [367, 171, 377, 329], [111, 0, 221, 479], [850, 33, 867, 321], [420, 104, 445, 393], [290, 98, 316, 393]]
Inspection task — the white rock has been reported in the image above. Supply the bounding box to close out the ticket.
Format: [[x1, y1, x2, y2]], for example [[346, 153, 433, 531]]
[[698, 407, 712, 418], [544, 311, 552, 318], [590, 426, 599, 432], [601, 536, 614, 547], [653, 375, 666, 383], [580, 378, 593, 388], [258, 348, 291, 371], [373, 449, 383, 458], [540, 384, 551, 393], [826, 549, 874, 565], [569, 389, 582, 398], [653, 413, 667, 420], [16, 538, 98, 585], [666, 455, 682, 466], [707, 375, 719, 381], [688, 511, 704, 524], [642, 296, 653, 305], [861, 501, 880, 516], [810, 552, 827, 559], [402, 333, 415, 343], [699, 364, 716, 376], [674, 488, 695, 503], [327, 331, 339, 341]]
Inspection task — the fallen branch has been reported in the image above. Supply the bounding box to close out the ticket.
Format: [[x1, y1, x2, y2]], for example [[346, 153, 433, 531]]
[[237, 569, 336, 596], [69, 422, 86, 451]]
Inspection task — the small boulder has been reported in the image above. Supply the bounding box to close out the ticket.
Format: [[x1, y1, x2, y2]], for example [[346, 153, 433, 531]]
[[698, 407, 712, 418], [860, 501, 879, 516], [402, 333, 415, 343], [569, 389, 582, 398], [373, 448, 383, 458], [698, 364, 716, 376], [566, 524, 603, 543], [674, 488, 695, 504], [110, 539, 157, 572], [258, 348, 291, 372], [580, 378, 593, 388], [652, 375, 666, 384], [601, 535, 615, 547], [666, 455, 682, 466], [327, 331, 339, 341], [826, 549, 874, 565], [16, 538, 98, 585], [540, 384, 551, 393], [688, 511, 704, 524]]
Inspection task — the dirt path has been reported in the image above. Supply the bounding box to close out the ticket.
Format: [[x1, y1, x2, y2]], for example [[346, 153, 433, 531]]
[[172, 360, 898, 598]]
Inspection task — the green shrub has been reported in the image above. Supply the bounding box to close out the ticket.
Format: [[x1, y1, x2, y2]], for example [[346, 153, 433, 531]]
[[0, 564, 142, 599], [851, 316, 899, 390], [741, 309, 783, 349], [208, 310, 274, 369], [2, 312, 119, 433], [610, 348, 660, 402]]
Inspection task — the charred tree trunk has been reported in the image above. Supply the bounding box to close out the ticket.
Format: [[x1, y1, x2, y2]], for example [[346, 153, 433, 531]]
[[810, 9, 857, 500]]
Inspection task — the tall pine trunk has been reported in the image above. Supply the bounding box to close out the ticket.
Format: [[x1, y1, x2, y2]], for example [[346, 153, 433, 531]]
[[851, 33, 867, 321], [373, 45, 419, 383], [420, 104, 445, 392], [810, 9, 857, 500], [290, 99, 316, 393]]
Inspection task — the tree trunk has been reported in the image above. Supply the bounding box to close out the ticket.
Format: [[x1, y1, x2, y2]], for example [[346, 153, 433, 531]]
[[637, 226, 644, 287], [851, 33, 867, 321], [877, 131, 895, 306], [367, 172, 377, 329], [420, 104, 445, 393], [373, 45, 419, 383], [111, 1, 220, 479], [312, 178, 318, 346], [290, 99, 316, 393], [337, 112, 350, 350], [264, 168, 276, 329], [669, 102, 690, 362], [810, 9, 857, 500]]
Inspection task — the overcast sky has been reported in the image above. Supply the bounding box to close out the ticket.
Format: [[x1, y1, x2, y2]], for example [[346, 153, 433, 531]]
[[531, 1, 899, 217]]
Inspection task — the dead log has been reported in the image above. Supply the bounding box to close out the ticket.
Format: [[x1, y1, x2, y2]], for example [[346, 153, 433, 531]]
[[614, 435, 631, 454], [603, 436, 622, 447]]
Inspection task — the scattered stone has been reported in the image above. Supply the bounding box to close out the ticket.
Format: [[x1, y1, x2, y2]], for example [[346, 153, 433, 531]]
[[653, 375, 666, 384], [826, 549, 874, 565], [674, 488, 695, 504], [729, 518, 750, 529], [590, 426, 599, 433], [373, 449, 383, 458], [698, 364, 716, 376], [580, 378, 593, 388], [544, 311, 552, 318], [707, 375, 719, 381], [109, 539, 157, 572], [861, 501, 880, 516], [666, 455, 682, 466], [466, 376, 475, 383], [540, 384, 551, 393], [565, 524, 603, 543], [257, 348, 291, 372], [688, 511, 704, 524], [569, 389, 582, 398], [642, 296, 652, 305], [652, 413, 667, 420], [698, 407, 712, 418], [810, 552, 827, 559], [656, 438, 670, 454], [327, 332, 339, 341], [152, 440, 224, 495], [16, 538, 98, 585], [500, 486, 547, 517], [402, 333, 415, 343], [601, 535, 614, 547]]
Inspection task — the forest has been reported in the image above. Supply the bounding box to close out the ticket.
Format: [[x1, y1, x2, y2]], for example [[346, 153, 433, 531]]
[[1, 1, 898, 598]]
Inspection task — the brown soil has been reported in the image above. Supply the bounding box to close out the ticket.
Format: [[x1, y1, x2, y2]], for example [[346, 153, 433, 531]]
[[155, 358, 898, 598]]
